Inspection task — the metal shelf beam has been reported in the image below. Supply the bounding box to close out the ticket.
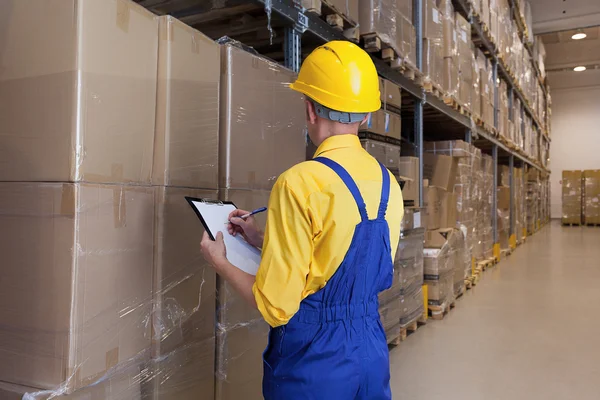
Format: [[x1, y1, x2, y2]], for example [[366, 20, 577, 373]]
[[251, 0, 548, 173]]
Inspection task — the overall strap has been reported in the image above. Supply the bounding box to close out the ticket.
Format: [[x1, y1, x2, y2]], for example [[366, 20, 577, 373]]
[[377, 161, 390, 220], [313, 157, 368, 221]]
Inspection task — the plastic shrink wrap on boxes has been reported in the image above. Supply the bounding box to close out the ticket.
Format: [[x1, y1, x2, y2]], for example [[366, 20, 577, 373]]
[[473, 154, 494, 260], [359, 0, 416, 69], [440, 1, 459, 100], [379, 227, 425, 342], [527, 170, 540, 235], [361, 139, 402, 177], [217, 40, 306, 400], [421, 0, 444, 89], [584, 171, 600, 225], [424, 229, 457, 308], [380, 229, 422, 339]]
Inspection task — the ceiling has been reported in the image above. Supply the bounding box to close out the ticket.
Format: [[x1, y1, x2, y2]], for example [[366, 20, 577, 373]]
[[530, 2, 600, 89], [530, 0, 600, 34]]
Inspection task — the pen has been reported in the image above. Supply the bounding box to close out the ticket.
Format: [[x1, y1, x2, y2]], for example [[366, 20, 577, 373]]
[[225, 207, 267, 224]]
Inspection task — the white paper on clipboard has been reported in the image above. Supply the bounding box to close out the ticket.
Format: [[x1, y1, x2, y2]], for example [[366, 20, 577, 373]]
[[188, 199, 262, 276]]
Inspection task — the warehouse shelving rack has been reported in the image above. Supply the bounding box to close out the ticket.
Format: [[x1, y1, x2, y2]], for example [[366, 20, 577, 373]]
[[136, 0, 551, 245]]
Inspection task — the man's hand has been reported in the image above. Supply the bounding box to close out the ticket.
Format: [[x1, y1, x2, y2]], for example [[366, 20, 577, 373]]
[[200, 231, 227, 271], [227, 209, 264, 249]]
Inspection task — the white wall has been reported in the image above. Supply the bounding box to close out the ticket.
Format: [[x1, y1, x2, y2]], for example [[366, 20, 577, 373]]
[[549, 83, 600, 219]]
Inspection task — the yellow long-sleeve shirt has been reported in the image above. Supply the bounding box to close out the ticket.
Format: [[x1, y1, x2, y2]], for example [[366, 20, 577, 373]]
[[252, 134, 404, 327]]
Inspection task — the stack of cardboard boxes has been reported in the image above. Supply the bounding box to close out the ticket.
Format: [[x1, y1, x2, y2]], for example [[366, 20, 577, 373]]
[[474, 155, 495, 260], [360, 78, 402, 142], [562, 171, 583, 225], [422, 0, 444, 88], [514, 168, 526, 243], [425, 140, 478, 288], [419, 142, 475, 308], [379, 211, 425, 342], [375, 79, 428, 343], [0, 1, 161, 397], [497, 166, 511, 251], [583, 171, 600, 225], [526, 169, 541, 234], [216, 42, 306, 400], [0, 2, 307, 399]]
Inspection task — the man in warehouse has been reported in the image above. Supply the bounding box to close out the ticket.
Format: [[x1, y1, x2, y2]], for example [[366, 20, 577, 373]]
[[201, 40, 404, 399]]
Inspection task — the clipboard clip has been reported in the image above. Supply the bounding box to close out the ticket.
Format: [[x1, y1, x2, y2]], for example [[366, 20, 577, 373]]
[[200, 199, 224, 205]]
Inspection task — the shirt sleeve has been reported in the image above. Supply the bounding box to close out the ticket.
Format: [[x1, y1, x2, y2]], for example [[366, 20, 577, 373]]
[[253, 178, 312, 327]]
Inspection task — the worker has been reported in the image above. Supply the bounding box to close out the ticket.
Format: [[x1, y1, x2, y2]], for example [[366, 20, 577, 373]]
[[201, 40, 404, 399]]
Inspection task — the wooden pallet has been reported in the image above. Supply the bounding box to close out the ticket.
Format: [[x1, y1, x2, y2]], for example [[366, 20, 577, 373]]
[[304, 0, 359, 41], [464, 278, 473, 290], [468, 269, 481, 287], [428, 301, 456, 321], [455, 284, 466, 299], [476, 118, 498, 137], [387, 316, 427, 346], [476, 257, 497, 273], [443, 95, 472, 117], [361, 33, 421, 83], [562, 222, 581, 227], [586, 223, 600, 227], [423, 80, 445, 100], [501, 248, 513, 258]]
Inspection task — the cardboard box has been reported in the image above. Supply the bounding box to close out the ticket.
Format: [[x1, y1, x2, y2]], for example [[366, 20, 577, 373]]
[[329, 0, 359, 23], [441, 1, 456, 58], [424, 271, 454, 305], [425, 140, 471, 157], [398, 0, 414, 21], [145, 338, 215, 400], [0, 0, 158, 183], [0, 367, 143, 399], [423, 153, 459, 192], [361, 110, 401, 140], [584, 170, 600, 224], [497, 186, 511, 211], [422, 0, 443, 39], [361, 140, 401, 177], [498, 165, 510, 186], [396, 228, 425, 294], [423, 186, 442, 230], [425, 228, 455, 248], [0, 183, 155, 391], [359, 0, 404, 56], [380, 78, 402, 110], [399, 157, 420, 207], [216, 189, 271, 400], [440, 190, 458, 228], [562, 170, 582, 224], [152, 187, 217, 354], [220, 44, 306, 190], [153, 16, 220, 189], [399, 286, 424, 326], [423, 38, 444, 86]]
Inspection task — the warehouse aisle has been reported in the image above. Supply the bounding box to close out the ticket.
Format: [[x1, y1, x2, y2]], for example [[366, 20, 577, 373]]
[[389, 221, 600, 399]]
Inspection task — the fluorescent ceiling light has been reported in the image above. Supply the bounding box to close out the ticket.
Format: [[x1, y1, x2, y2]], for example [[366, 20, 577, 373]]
[[571, 32, 587, 40], [573, 66, 586, 72]]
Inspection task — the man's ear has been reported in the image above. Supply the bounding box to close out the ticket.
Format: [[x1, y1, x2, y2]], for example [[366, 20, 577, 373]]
[[306, 100, 318, 125]]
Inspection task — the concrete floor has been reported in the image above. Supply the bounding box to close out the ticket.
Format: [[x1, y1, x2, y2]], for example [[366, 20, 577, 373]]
[[389, 221, 600, 399]]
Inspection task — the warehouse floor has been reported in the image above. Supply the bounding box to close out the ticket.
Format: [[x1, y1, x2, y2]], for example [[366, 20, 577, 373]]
[[389, 220, 600, 399]]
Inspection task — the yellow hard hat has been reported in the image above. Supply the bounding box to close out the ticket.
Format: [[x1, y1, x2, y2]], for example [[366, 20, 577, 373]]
[[290, 41, 381, 113]]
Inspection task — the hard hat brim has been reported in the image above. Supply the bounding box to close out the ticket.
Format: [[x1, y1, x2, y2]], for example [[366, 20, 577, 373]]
[[290, 80, 381, 114]]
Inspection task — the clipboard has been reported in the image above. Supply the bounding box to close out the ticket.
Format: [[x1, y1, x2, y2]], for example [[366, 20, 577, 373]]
[[185, 197, 262, 276]]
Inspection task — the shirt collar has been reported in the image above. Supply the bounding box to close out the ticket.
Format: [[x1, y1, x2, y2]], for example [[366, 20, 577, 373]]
[[313, 134, 361, 158]]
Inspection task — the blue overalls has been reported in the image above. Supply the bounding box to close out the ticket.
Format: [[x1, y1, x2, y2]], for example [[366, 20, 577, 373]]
[[263, 157, 394, 399]]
